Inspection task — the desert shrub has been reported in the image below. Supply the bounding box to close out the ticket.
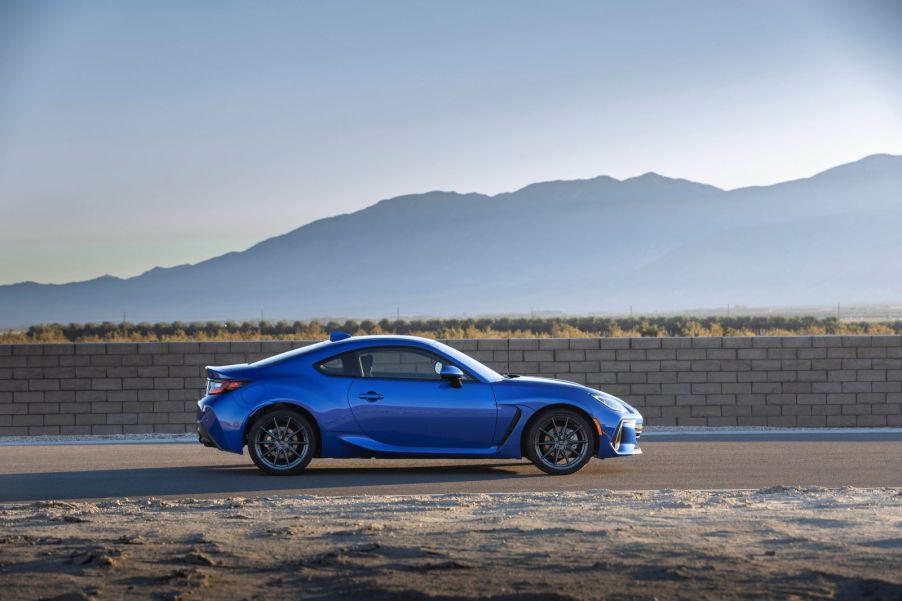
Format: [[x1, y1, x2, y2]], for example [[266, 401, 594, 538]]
[[3, 315, 900, 342]]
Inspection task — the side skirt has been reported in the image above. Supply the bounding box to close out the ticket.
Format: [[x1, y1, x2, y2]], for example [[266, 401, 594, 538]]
[[332, 434, 522, 459]]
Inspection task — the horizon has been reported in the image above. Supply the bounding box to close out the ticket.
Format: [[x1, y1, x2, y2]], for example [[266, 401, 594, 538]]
[[2, 144, 901, 327], [2, 0, 901, 285], [3, 151, 898, 287]]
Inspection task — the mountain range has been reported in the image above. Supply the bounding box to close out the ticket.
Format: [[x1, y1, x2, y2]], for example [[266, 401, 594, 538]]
[[2, 153, 901, 327]]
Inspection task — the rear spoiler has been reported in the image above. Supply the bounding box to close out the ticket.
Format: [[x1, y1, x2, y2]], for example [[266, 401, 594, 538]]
[[205, 365, 248, 380]]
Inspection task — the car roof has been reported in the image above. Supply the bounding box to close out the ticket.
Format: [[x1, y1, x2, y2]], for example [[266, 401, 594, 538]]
[[328, 334, 443, 348], [253, 335, 444, 367], [251, 334, 503, 382]]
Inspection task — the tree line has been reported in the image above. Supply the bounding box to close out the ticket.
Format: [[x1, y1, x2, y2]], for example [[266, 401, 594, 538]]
[[2, 315, 900, 343]]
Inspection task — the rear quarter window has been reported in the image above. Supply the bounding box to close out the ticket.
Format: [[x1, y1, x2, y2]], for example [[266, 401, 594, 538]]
[[315, 352, 360, 377]]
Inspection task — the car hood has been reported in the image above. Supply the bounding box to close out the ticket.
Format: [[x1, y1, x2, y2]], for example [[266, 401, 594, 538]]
[[500, 375, 640, 414], [502, 375, 593, 391]]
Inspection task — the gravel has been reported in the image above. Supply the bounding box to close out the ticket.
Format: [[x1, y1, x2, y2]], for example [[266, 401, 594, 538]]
[[1, 487, 900, 600]]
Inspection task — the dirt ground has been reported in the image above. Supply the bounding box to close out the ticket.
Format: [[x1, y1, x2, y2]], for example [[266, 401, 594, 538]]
[[1, 487, 900, 600]]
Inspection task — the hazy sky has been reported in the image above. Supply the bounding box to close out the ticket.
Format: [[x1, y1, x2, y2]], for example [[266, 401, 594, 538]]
[[2, 0, 901, 285]]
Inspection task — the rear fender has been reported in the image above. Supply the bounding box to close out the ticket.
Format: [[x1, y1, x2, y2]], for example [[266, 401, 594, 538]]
[[243, 401, 323, 457]]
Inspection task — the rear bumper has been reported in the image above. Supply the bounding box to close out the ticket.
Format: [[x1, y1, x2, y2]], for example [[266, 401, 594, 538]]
[[196, 413, 218, 448], [196, 398, 245, 454], [196, 404, 224, 450]]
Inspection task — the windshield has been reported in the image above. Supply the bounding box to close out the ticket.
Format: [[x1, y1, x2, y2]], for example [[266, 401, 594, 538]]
[[430, 340, 504, 382]]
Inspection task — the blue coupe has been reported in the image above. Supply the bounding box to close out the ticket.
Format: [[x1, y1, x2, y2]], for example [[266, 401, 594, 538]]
[[197, 333, 643, 475]]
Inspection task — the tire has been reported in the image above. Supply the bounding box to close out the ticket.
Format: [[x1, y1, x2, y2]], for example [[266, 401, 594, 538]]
[[247, 409, 316, 475], [525, 409, 596, 475]]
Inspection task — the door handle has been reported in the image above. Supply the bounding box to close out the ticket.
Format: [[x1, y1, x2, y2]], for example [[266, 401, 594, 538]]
[[358, 391, 384, 402]]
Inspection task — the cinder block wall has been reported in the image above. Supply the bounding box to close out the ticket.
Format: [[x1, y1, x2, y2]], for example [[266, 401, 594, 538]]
[[1, 336, 900, 436]]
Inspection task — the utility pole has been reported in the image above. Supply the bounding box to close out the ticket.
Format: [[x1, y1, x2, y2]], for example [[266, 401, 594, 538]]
[[837, 302, 841, 320], [396, 305, 400, 322]]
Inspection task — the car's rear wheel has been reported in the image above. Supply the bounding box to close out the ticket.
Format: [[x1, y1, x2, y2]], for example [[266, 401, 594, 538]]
[[525, 410, 595, 475], [247, 409, 316, 475]]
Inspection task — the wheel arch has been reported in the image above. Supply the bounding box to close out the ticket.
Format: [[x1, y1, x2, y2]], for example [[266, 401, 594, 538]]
[[519, 403, 600, 457], [243, 401, 323, 457]]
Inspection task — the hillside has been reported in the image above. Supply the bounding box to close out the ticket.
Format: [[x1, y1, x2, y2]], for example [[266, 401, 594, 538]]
[[1, 154, 900, 327]]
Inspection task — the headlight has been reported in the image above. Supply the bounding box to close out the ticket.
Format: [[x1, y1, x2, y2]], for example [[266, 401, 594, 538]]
[[592, 393, 627, 413]]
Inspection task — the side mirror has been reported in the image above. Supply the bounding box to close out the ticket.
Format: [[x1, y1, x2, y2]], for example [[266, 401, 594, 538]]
[[440, 365, 464, 388]]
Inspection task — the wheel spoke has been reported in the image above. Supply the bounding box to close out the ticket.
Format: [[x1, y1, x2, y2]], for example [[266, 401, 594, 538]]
[[535, 416, 590, 470], [255, 416, 311, 470]]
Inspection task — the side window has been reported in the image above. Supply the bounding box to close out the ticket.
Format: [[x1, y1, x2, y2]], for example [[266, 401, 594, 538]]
[[358, 349, 449, 381], [315, 352, 361, 377]]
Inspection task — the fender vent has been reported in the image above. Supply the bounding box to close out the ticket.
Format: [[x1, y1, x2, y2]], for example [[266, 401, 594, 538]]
[[497, 408, 521, 446]]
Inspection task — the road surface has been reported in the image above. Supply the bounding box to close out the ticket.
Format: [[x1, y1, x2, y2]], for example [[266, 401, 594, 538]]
[[2, 433, 900, 501]]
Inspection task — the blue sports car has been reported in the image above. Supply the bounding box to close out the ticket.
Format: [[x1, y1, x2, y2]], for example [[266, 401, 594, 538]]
[[197, 333, 643, 475]]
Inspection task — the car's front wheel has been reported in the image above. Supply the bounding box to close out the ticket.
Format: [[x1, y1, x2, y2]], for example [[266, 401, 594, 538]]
[[525, 410, 596, 475], [247, 409, 316, 475]]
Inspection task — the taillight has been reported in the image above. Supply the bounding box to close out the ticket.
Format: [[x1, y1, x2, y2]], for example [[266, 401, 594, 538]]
[[206, 379, 247, 395]]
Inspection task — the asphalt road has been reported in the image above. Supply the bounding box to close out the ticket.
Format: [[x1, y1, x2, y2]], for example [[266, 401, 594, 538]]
[[2, 434, 901, 502]]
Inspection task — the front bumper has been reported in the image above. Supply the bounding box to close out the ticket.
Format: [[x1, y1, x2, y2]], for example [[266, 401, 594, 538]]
[[597, 417, 643, 458]]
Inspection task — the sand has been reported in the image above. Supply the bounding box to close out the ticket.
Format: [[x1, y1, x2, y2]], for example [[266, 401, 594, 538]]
[[1, 487, 900, 600]]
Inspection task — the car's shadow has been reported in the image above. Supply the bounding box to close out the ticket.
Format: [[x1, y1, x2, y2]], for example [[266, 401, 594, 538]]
[[0, 461, 537, 502]]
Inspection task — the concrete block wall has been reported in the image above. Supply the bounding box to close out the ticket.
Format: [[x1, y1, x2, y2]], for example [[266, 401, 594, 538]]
[[460, 336, 902, 428], [0, 341, 310, 437], [1, 336, 900, 436]]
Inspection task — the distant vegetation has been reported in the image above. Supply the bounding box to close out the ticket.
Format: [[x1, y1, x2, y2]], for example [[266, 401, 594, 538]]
[[2, 316, 901, 343]]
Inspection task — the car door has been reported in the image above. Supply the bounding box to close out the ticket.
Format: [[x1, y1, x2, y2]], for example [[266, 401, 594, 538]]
[[346, 346, 498, 449]]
